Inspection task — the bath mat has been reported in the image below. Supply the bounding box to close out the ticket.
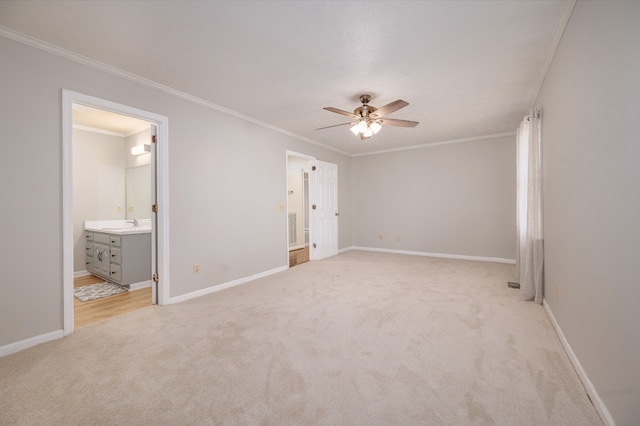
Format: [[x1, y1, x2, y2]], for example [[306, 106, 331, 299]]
[[74, 282, 127, 302]]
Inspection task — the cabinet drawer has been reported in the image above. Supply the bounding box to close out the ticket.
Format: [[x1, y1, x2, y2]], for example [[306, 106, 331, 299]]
[[86, 257, 93, 272], [110, 247, 121, 264], [85, 232, 94, 242], [94, 233, 110, 245], [110, 264, 122, 283], [85, 242, 94, 257], [110, 236, 121, 247]]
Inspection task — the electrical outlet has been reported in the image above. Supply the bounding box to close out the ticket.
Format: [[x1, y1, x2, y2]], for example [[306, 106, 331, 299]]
[[379, 234, 383, 240], [117, 205, 123, 213], [193, 264, 200, 274], [128, 205, 134, 212], [396, 235, 401, 241]]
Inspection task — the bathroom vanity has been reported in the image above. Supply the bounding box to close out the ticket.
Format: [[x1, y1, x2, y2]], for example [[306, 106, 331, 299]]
[[85, 220, 151, 288]]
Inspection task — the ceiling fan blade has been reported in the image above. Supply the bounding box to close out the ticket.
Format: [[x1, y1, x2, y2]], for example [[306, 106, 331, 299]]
[[323, 107, 357, 119], [316, 122, 354, 130], [370, 100, 408, 118], [380, 118, 419, 127]]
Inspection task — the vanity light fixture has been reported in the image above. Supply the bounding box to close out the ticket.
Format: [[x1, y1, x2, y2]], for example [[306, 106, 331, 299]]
[[131, 144, 150, 156]]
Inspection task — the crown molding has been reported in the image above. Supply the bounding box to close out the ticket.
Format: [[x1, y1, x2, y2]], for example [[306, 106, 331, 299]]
[[0, 25, 350, 157], [352, 131, 517, 158], [530, 0, 576, 107], [72, 124, 125, 137]]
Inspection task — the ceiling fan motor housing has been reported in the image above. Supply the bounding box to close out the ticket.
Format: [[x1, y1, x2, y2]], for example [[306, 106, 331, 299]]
[[354, 105, 377, 119]]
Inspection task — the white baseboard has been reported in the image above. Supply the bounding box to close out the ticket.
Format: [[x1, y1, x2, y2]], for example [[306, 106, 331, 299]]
[[129, 280, 152, 291], [0, 329, 64, 358], [348, 246, 516, 264], [75, 272, 150, 291], [168, 265, 289, 304], [543, 300, 615, 426]]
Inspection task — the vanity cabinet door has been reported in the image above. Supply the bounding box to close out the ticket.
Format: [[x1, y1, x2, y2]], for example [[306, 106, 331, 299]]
[[110, 264, 122, 283], [85, 241, 94, 272], [93, 243, 110, 278], [85, 232, 94, 273], [110, 247, 121, 264]]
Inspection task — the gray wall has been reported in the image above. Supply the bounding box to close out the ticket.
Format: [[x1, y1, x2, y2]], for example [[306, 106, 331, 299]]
[[0, 35, 351, 346], [351, 135, 516, 260], [73, 128, 127, 272], [535, 2, 640, 424]]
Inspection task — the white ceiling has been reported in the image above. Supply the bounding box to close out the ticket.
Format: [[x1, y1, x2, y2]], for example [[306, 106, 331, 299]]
[[0, 0, 566, 155]]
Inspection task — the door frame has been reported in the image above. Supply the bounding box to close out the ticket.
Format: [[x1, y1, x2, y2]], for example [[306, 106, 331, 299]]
[[286, 151, 314, 264], [285, 151, 339, 263], [61, 89, 170, 336]]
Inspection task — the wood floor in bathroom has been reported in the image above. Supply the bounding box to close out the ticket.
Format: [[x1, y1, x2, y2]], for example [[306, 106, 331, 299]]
[[289, 246, 310, 267], [74, 275, 152, 328]]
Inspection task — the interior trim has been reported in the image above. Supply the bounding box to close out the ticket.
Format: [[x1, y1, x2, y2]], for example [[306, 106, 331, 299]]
[[349, 246, 516, 264], [0, 26, 350, 157], [531, 0, 577, 107], [168, 265, 288, 305], [543, 300, 614, 426], [351, 131, 517, 158], [73, 123, 126, 138], [0, 330, 63, 358], [62, 89, 171, 336], [285, 150, 316, 268]]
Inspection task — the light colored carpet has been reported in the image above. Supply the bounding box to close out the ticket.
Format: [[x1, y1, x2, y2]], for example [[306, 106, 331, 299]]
[[0, 250, 601, 425], [74, 281, 127, 302]]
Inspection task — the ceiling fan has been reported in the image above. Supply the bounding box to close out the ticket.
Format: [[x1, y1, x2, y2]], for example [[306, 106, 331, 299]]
[[317, 94, 419, 140]]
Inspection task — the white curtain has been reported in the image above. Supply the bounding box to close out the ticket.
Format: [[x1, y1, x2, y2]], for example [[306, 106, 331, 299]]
[[516, 110, 544, 303]]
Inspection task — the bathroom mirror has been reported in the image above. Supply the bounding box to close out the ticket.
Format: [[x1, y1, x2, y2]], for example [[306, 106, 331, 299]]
[[125, 164, 151, 220]]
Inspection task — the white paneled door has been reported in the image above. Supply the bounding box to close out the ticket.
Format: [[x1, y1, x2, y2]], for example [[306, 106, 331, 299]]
[[150, 124, 159, 305], [310, 160, 338, 260]]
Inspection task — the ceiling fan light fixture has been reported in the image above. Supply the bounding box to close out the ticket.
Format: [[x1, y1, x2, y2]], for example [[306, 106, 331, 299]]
[[349, 119, 381, 138], [319, 95, 418, 141]]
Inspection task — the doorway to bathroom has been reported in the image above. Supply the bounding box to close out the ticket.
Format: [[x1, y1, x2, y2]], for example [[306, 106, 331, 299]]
[[286, 151, 339, 266], [72, 104, 153, 327], [287, 154, 311, 266], [62, 90, 169, 335]]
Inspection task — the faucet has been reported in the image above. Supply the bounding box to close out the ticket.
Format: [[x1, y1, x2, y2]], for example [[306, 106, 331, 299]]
[[127, 219, 139, 227]]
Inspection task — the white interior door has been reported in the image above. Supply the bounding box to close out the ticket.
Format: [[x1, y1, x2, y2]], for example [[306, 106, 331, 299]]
[[150, 124, 158, 304], [310, 160, 338, 260]]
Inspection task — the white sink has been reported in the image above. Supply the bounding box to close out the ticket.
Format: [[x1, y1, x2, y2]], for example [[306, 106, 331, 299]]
[[86, 219, 152, 234]]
